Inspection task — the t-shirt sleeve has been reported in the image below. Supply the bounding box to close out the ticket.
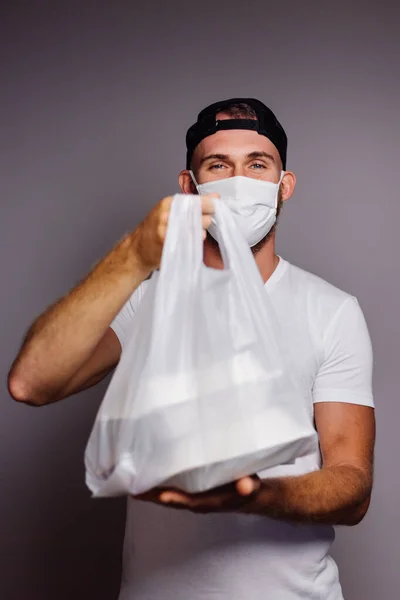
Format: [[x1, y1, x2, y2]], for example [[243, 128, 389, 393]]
[[312, 296, 374, 407], [110, 285, 146, 351], [109, 277, 152, 350], [110, 299, 136, 350]]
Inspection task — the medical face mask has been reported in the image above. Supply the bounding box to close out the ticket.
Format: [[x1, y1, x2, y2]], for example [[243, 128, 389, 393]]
[[190, 171, 285, 247]]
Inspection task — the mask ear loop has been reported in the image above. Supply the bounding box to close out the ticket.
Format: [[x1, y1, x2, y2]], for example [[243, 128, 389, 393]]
[[275, 170, 285, 208], [189, 170, 200, 192]]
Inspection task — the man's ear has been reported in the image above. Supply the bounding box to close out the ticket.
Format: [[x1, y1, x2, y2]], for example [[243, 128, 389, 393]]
[[280, 171, 296, 202], [179, 170, 198, 194]]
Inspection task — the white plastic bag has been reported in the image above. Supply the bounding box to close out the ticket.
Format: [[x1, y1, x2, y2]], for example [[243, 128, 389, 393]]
[[85, 194, 317, 496]]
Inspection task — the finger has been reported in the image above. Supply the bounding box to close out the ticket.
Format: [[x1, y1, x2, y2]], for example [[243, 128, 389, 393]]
[[134, 486, 167, 501], [156, 223, 168, 242], [159, 210, 170, 225], [202, 215, 213, 230], [200, 195, 218, 214], [160, 195, 174, 210], [236, 476, 261, 496], [159, 490, 191, 505]]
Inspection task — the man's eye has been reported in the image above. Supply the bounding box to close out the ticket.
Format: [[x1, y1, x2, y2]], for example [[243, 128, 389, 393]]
[[210, 163, 225, 170], [250, 163, 266, 169]]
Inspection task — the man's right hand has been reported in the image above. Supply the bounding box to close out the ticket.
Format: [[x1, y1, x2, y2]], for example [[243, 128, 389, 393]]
[[8, 193, 217, 405], [132, 194, 218, 274]]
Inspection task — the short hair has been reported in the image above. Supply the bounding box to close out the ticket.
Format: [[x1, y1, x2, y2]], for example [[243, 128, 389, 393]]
[[217, 102, 257, 120]]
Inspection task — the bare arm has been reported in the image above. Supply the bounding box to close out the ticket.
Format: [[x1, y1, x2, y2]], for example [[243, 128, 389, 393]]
[[7, 233, 147, 405], [137, 403, 375, 526], [8, 194, 216, 406], [52, 327, 122, 402], [247, 403, 375, 525]]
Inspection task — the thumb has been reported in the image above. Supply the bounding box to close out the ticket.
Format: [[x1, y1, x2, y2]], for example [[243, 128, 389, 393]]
[[236, 476, 261, 496]]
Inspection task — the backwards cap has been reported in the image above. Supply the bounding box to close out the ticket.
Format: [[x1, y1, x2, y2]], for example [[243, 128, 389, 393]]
[[185, 97, 287, 170]]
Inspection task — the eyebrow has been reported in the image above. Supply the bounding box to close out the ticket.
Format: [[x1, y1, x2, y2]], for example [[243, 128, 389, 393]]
[[199, 153, 229, 165], [200, 151, 275, 165], [247, 151, 275, 162]]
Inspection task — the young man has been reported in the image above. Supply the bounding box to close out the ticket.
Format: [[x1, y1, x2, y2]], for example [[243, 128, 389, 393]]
[[8, 98, 375, 599]]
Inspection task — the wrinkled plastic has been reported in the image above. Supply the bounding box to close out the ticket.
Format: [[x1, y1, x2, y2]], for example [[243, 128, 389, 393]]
[[84, 194, 317, 496]]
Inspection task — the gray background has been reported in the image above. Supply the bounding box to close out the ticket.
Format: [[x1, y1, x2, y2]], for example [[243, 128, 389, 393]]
[[1, 1, 399, 599]]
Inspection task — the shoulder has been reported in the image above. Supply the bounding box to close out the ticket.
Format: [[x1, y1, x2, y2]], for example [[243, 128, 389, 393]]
[[284, 260, 352, 302], [275, 259, 368, 342], [282, 259, 355, 315]]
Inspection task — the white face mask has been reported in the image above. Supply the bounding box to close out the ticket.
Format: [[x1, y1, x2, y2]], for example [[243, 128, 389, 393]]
[[190, 171, 285, 247]]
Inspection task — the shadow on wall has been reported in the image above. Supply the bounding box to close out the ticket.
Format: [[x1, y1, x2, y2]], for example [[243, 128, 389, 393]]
[[3, 381, 126, 600]]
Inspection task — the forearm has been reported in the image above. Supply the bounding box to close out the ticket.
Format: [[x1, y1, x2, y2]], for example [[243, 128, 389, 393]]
[[246, 465, 372, 525], [8, 231, 149, 403]]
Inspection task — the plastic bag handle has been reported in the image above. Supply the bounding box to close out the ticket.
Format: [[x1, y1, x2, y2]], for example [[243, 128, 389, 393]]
[[159, 194, 204, 276], [157, 194, 302, 388], [159, 194, 264, 283]]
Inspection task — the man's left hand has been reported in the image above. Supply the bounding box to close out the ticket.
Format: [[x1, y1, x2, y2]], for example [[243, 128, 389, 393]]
[[135, 475, 261, 514]]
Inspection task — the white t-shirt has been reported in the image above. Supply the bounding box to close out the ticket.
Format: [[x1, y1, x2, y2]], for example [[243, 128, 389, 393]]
[[110, 257, 374, 600]]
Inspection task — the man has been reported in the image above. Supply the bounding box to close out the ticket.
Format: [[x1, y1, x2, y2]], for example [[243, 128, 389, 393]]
[[8, 98, 375, 599]]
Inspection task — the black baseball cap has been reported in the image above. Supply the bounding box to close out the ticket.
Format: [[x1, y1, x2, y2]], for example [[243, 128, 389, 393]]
[[185, 97, 287, 170]]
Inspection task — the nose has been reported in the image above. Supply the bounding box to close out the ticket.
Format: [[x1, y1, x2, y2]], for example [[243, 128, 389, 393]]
[[231, 163, 246, 177]]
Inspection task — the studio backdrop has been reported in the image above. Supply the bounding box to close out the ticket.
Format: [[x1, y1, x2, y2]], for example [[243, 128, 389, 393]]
[[1, 2, 399, 599]]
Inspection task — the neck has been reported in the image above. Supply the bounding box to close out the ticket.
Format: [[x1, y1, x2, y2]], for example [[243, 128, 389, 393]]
[[203, 232, 280, 284]]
